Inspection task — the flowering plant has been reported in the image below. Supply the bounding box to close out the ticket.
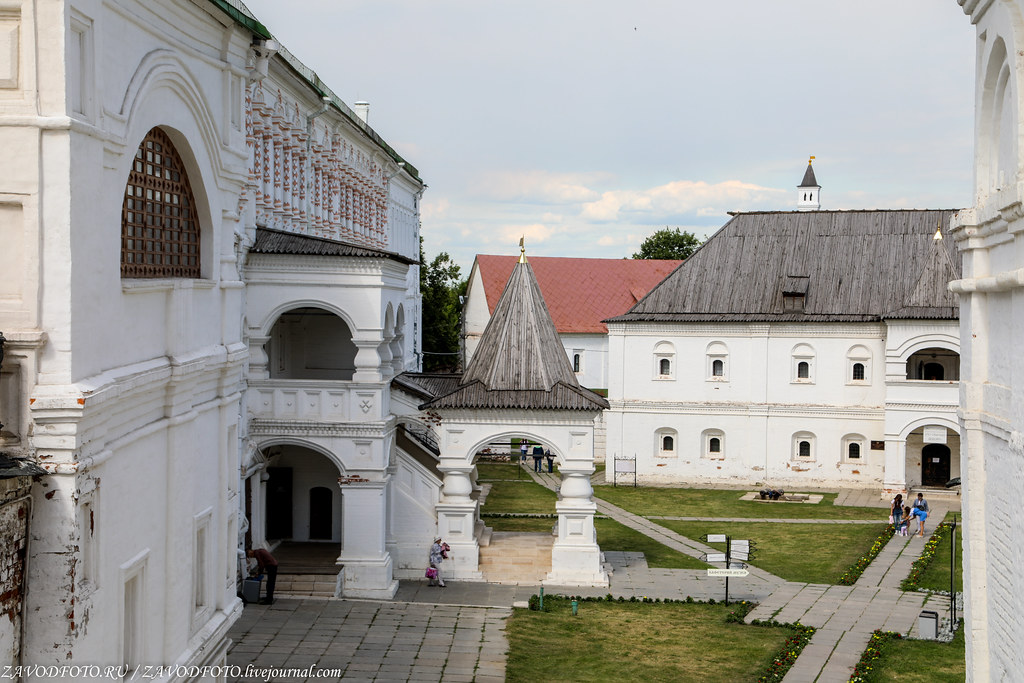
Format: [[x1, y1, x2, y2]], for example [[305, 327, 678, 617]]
[[901, 522, 951, 591], [837, 524, 896, 585], [849, 629, 902, 682]]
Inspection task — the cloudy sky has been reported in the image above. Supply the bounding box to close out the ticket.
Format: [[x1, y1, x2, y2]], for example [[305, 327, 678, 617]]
[[242, 1, 977, 272]]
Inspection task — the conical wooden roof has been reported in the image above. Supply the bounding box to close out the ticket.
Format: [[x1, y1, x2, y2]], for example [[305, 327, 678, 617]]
[[422, 256, 607, 411]]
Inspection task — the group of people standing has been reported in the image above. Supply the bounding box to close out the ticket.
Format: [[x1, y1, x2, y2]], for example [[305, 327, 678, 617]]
[[519, 440, 554, 473], [890, 493, 930, 537]]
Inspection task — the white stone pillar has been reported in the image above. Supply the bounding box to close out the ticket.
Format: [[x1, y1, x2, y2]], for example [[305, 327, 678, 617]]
[[435, 458, 483, 580], [337, 477, 398, 598], [248, 336, 270, 380], [882, 438, 907, 498], [546, 465, 608, 586], [352, 339, 383, 382]]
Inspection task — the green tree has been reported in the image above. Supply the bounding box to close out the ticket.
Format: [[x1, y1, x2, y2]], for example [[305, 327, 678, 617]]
[[420, 242, 466, 372], [632, 227, 703, 260]]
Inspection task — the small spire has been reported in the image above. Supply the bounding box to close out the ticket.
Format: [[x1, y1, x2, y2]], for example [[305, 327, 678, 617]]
[[933, 221, 943, 241], [519, 236, 527, 264]]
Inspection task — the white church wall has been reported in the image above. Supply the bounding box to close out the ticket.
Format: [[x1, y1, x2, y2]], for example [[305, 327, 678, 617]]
[[952, 1, 1024, 678]]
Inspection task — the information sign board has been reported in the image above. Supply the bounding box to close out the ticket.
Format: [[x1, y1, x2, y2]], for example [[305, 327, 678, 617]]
[[707, 568, 749, 577]]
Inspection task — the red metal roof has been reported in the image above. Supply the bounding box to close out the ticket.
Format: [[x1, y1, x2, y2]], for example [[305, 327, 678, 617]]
[[474, 255, 684, 334]]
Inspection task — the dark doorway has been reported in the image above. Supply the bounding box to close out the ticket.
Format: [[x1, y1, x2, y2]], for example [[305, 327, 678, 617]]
[[921, 443, 951, 487], [309, 487, 333, 540], [265, 467, 293, 540], [244, 476, 253, 549], [923, 363, 944, 381]]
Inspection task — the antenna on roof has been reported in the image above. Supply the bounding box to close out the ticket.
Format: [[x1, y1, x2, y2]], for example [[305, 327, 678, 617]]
[[809, 155, 815, 164], [519, 236, 527, 264]]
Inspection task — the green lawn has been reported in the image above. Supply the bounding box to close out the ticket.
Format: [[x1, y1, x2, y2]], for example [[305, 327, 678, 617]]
[[505, 599, 793, 682], [480, 477, 557, 513], [659, 520, 889, 584], [476, 461, 528, 480], [916, 516, 964, 593], [594, 485, 886, 521], [859, 629, 965, 682]]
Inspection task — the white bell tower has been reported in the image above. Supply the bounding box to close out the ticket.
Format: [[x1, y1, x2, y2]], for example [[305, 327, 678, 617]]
[[797, 156, 821, 211]]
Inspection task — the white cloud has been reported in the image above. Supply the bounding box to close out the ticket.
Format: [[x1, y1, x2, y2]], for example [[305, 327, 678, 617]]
[[580, 180, 786, 223], [470, 170, 608, 204]]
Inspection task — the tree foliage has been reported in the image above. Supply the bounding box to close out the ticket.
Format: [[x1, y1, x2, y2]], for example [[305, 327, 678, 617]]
[[632, 227, 703, 260], [420, 242, 466, 372]]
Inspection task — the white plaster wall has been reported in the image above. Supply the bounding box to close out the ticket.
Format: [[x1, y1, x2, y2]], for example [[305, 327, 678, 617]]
[[952, 2, 1024, 679], [390, 451, 442, 576]]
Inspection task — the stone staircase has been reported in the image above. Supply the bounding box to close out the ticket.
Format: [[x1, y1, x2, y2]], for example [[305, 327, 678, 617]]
[[478, 532, 554, 584], [275, 572, 339, 598]]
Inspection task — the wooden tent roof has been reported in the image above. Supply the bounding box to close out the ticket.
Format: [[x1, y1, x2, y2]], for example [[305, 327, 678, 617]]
[[610, 209, 962, 324], [415, 258, 607, 411], [250, 227, 417, 265]]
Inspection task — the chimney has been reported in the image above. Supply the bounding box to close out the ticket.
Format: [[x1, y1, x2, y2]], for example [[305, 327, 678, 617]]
[[354, 101, 369, 124]]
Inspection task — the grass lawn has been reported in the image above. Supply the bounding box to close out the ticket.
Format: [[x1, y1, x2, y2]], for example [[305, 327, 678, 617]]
[[594, 485, 886, 521], [476, 461, 529, 480], [660, 520, 889, 584], [859, 628, 965, 682], [505, 599, 793, 683], [915, 516, 964, 593], [480, 477, 557, 513]]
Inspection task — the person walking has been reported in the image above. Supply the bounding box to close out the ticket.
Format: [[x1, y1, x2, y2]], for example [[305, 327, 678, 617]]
[[545, 448, 554, 473], [889, 494, 903, 525], [532, 444, 544, 472], [519, 440, 529, 466], [247, 548, 278, 605], [429, 537, 448, 587]]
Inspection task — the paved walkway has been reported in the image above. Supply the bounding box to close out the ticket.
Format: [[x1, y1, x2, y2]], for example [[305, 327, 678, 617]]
[[227, 471, 958, 682]]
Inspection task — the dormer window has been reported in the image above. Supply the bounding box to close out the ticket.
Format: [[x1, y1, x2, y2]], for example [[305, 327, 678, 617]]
[[781, 275, 809, 312]]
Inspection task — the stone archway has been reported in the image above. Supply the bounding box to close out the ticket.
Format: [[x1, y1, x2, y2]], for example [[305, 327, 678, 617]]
[[921, 443, 952, 486]]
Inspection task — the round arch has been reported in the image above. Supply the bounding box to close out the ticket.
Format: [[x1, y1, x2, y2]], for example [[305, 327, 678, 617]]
[[383, 303, 395, 338], [892, 335, 960, 360], [254, 436, 346, 475], [464, 431, 567, 465], [258, 299, 359, 337], [897, 416, 961, 441]]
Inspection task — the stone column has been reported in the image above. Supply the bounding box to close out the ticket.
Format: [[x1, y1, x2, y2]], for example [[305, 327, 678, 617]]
[[337, 477, 398, 598], [352, 339, 383, 383], [547, 465, 608, 586], [434, 458, 483, 580], [882, 438, 907, 498]]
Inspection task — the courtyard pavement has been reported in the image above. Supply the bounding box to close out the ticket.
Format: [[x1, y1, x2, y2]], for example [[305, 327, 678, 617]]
[[226, 472, 960, 682]]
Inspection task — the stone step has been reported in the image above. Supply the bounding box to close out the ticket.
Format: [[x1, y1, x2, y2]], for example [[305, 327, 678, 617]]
[[274, 573, 337, 598], [478, 532, 553, 584]]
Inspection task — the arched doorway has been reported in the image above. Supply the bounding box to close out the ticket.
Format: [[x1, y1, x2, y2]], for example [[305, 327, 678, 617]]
[[921, 443, 951, 486], [309, 487, 333, 540]]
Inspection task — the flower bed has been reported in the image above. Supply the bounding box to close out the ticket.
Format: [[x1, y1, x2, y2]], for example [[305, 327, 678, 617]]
[[900, 521, 951, 591], [837, 524, 895, 585], [849, 629, 902, 682], [748, 619, 816, 682]]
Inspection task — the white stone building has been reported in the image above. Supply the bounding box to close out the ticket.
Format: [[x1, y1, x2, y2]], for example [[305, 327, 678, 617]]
[[0, 0, 429, 673], [951, 0, 1024, 678], [606, 197, 963, 494]]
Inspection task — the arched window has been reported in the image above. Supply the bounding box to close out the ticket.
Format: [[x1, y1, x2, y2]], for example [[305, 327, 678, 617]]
[[702, 429, 725, 459], [656, 428, 678, 457], [573, 354, 581, 373], [792, 344, 815, 383], [848, 443, 861, 459], [852, 363, 865, 381], [709, 438, 720, 453], [792, 431, 816, 460], [654, 342, 675, 380], [706, 341, 728, 381], [121, 128, 200, 278], [842, 434, 867, 463]]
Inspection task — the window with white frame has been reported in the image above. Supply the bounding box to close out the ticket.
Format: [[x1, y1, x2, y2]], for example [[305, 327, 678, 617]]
[[702, 429, 725, 459], [792, 431, 816, 460], [654, 342, 675, 380], [192, 510, 212, 628], [706, 341, 728, 381], [121, 551, 148, 670], [791, 344, 815, 383], [847, 345, 871, 384], [656, 428, 678, 457], [572, 351, 582, 374], [842, 434, 866, 462]]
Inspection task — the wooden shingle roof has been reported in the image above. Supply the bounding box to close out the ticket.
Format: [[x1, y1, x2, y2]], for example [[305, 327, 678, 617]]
[[419, 258, 607, 411], [250, 227, 417, 265], [610, 209, 962, 324]]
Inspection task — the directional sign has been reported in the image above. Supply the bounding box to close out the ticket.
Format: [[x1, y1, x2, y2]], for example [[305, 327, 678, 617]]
[[731, 540, 750, 552], [705, 534, 727, 543], [730, 550, 750, 562], [708, 568, 749, 577], [704, 552, 727, 563]]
